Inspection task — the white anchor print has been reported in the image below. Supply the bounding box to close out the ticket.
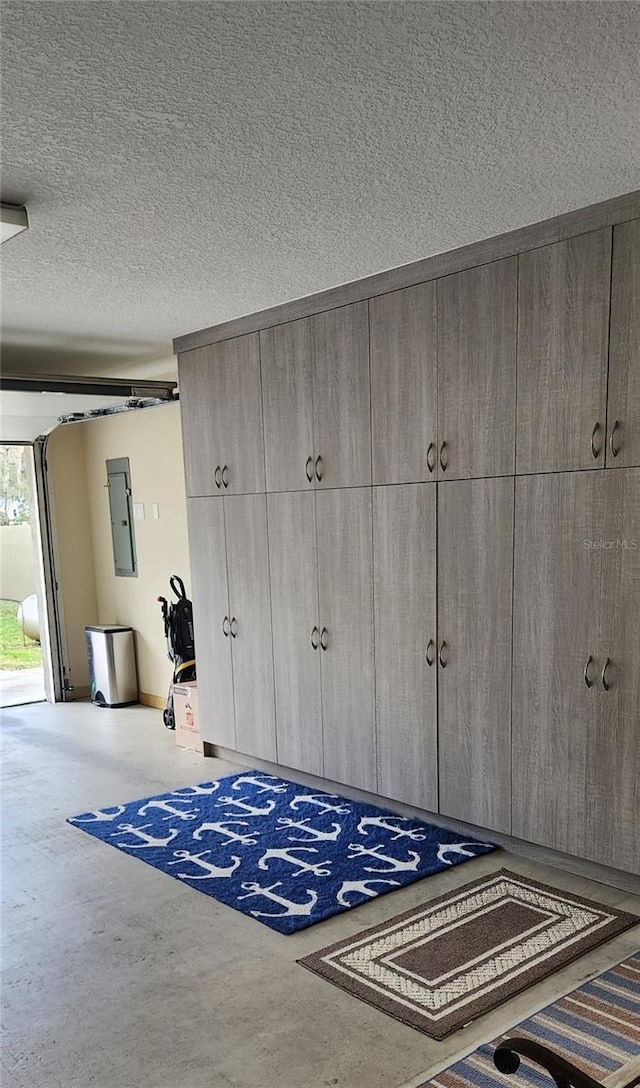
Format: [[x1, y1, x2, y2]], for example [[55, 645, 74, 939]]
[[436, 842, 486, 864], [230, 774, 288, 794], [218, 795, 276, 818], [171, 782, 220, 796], [192, 820, 259, 846], [347, 842, 421, 873], [336, 878, 400, 905], [276, 817, 342, 842], [356, 815, 427, 841], [112, 823, 180, 849], [289, 793, 351, 815], [137, 798, 200, 821], [71, 805, 126, 823], [257, 847, 332, 877], [167, 850, 241, 880], [237, 881, 318, 918]]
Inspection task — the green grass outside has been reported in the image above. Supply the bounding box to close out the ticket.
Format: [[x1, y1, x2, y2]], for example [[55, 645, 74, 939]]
[[0, 599, 42, 670]]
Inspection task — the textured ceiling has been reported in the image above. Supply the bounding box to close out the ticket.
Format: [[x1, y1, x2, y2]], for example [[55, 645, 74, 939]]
[[2, 1, 640, 379]]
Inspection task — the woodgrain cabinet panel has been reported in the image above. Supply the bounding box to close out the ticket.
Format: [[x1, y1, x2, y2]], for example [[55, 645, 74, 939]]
[[260, 319, 315, 491], [370, 284, 437, 485], [607, 219, 640, 469], [438, 477, 514, 832], [267, 491, 323, 776], [179, 335, 265, 497], [224, 495, 276, 761], [516, 230, 611, 474], [437, 258, 517, 479], [316, 488, 376, 791], [512, 472, 604, 853], [373, 484, 437, 809], [186, 498, 235, 747]]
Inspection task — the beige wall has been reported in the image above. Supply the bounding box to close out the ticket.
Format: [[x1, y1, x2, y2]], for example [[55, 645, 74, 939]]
[[0, 524, 38, 602], [81, 402, 190, 701]]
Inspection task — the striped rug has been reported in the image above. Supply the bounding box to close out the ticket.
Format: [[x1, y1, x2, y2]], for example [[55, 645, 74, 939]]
[[419, 954, 640, 1088]]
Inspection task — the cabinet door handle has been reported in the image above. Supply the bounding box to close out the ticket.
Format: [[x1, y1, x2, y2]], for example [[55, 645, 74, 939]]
[[438, 640, 448, 668], [610, 420, 621, 458], [439, 441, 448, 472], [230, 616, 237, 638], [583, 655, 594, 688], [601, 657, 611, 691], [426, 442, 436, 475], [311, 625, 320, 650], [319, 626, 328, 651], [591, 421, 602, 459], [221, 464, 229, 489], [222, 615, 230, 637], [315, 455, 324, 482], [214, 465, 222, 489], [425, 639, 435, 667], [305, 456, 314, 482]]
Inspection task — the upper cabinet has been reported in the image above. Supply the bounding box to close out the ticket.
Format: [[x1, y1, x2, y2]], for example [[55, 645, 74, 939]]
[[437, 258, 517, 480], [261, 302, 371, 491], [607, 219, 640, 469], [370, 283, 438, 484], [179, 334, 265, 497], [516, 229, 612, 474]]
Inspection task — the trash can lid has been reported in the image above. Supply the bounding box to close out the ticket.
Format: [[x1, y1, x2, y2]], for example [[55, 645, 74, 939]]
[[85, 625, 134, 632]]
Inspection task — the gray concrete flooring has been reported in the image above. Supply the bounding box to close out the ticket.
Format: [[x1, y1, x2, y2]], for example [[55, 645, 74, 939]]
[[0, 665, 45, 708], [1, 701, 639, 1088]]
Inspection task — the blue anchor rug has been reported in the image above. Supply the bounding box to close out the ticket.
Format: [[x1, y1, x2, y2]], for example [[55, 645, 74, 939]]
[[68, 772, 498, 934]]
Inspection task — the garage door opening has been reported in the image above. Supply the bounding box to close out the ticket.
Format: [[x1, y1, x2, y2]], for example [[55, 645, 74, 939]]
[[0, 444, 48, 707]]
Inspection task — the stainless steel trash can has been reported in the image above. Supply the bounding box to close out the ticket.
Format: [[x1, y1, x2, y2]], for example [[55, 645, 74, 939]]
[[85, 625, 138, 707]]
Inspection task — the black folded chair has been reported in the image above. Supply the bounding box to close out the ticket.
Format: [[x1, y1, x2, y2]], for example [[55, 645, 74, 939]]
[[494, 1038, 640, 1088]]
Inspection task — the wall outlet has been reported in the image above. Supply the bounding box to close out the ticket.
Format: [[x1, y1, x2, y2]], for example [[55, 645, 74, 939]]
[[152, 503, 160, 520], [133, 503, 145, 521]]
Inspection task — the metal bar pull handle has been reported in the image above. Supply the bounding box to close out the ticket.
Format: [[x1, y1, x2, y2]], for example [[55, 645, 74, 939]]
[[214, 465, 222, 489], [425, 639, 435, 667], [230, 616, 238, 638], [426, 442, 436, 475], [221, 464, 229, 489], [438, 640, 448, 668], [305, 456, 314, 482], [610, 420, 621, 458], [591, 422, 601, 459], [439, 441, 448, 472], [222, 615, 230, 637], [319, 626, 328, 651], [315, 455, 324, 482], [601, 657, 612, 691], [311, 625, 320, 650], [583, 655, 594, 688]]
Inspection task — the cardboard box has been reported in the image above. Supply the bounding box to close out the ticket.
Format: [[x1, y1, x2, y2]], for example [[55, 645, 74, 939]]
[[173, 682, 202, 753]]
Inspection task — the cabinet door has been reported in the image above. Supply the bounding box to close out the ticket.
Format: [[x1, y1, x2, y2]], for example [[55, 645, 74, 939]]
[[512, 472, 604, 854], [607, 220, 640, 469], [437, 258, 517, 480], [260, 319, 315, 491], [224, 495, 276, 761], [438, 478, 514, 833], [370, 284, 437, 485], [591, 469, 640, 874], [373, 485, 437, 809], [267, 491, 323, 776], [516, 230, 611, 474], [186, 498, 235, 747], [316, 488, 376, 792], [312, 302, 371, 488], [179, 335, 265, 497]]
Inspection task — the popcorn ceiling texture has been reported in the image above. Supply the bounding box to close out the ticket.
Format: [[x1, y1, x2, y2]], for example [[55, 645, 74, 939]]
[[2, 1, 639, 376]]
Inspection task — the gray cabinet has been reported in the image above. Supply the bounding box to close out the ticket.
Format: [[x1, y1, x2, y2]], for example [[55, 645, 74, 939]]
[[179, 334, 265, 497], [607, 219, 640, 469], [438, 478, 514, 833], [373, 484, 437, 809], [186, 498, 235, 747], [267, 491, 323, 776], [260, 318, 315, 492], [317, 488, 376, 792], [516, 230, 611, 474], [370, 284, 438, 485], [437, 258, 517, 480]]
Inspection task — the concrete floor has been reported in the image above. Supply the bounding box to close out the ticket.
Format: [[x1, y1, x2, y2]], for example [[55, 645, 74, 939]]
[[0, 665, 45, 708], [1, 701, 639, 1088]]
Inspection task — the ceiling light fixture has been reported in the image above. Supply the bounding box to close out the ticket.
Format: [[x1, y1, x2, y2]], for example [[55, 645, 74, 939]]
[[1, 202, 29, 243]]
